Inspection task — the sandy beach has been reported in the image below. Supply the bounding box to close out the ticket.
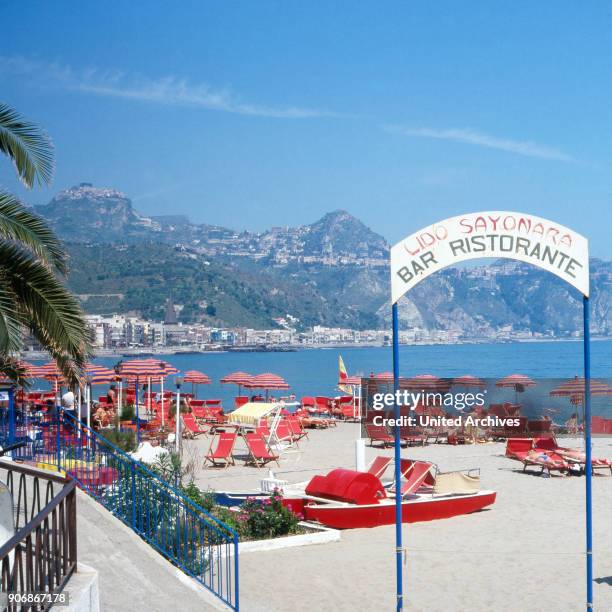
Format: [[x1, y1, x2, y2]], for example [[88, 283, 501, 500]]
[[184, 425, 612, 611]]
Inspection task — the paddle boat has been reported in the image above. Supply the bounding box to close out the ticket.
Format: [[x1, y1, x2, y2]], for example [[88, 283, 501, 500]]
[[214, 458, 496, 529], [281, 462, 496, 529]]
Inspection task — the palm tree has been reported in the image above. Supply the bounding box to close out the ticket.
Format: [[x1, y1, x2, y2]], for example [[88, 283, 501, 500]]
[[0, 102, 92, 384]]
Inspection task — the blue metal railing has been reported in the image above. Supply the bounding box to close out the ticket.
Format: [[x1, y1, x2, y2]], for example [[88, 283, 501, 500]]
[[0, 402, 239, 610]]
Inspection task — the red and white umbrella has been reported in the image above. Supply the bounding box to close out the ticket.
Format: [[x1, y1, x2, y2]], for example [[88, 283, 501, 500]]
[[550, 376, 612, 429], [453, 375, 486, 388], [116, 359, 179, 428], [184, 370, 211, 397], [339, 375, 362, 386], [496, 373, 536, 404], [404, 374, 450, 391], [220, 371, 253, 396], [495, 374, 536, 389], [244, 373, 289, 400]]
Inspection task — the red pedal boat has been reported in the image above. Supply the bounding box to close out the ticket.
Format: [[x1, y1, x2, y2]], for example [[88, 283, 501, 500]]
[[284, 463, 496, 530]]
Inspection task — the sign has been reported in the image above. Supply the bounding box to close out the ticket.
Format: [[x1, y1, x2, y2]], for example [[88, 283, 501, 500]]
[[391, 211, 589, 303]]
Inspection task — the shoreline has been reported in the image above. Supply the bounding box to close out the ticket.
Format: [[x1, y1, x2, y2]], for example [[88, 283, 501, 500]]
[[19, 335, 612, 360]]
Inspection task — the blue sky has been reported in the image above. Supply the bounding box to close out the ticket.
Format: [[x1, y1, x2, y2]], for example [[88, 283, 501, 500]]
[[2, 2, 612, 257]]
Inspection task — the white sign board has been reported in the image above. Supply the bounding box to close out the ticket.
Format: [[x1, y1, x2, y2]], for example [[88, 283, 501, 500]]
[[391, 211, 589, 303]]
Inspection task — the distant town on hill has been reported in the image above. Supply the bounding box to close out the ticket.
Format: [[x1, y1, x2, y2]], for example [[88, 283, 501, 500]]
[[32, 183, 612, 341]]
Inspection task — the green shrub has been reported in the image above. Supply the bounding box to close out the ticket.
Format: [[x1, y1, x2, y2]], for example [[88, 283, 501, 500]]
[[102, 428, 137, 452], [121, 403, 135, 421], [234, 490, 300, 540]]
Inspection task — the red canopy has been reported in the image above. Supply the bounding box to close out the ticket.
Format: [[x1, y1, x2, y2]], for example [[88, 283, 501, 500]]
[[244, 373, 290, 390], [376, 372, 395, 381]]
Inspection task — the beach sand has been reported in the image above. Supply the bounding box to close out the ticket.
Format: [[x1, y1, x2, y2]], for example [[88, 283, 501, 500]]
[[184, 426, 612, 611]]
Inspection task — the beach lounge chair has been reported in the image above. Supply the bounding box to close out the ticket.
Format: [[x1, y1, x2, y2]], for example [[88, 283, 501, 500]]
[[244, 433, 280, 467], [365, 456, 392, 479], [182, 414, 208, 438], [522, 450, 570, 476], [204, 433, 237, 468], [532, 436, 612, 474], [393, 459, 435, 496], [365, 424, 395, 448], [399, 425, 426, 446], [505, 438, 534, 461], [286, 418, 309, 441]]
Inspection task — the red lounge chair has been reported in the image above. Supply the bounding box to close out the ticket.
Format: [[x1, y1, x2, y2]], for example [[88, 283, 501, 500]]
[[399, 425, 426, 446], [234, 396, 249, 409], [204, 433, 237, 468], [191, 406, 208, 420], [244, 433, 280, 467], [398, 461, 435, 496], [365, 456, 392, 479], [182, 414, 208, 438], [286, 418, 309, 441], [522, 450, 569, 476], [365, 424, 394, 448], [315, 396, 332, 414], [505, 438, 534, 461], [301, 396, 316, 413]]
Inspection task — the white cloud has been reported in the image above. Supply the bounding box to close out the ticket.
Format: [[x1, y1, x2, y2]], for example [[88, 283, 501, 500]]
[[384, 125, 573, 162], [0, 56, 333, 119]]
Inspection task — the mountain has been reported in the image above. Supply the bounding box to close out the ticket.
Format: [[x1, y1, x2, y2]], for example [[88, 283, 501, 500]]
[[35, 183, 161, 241], [35, 184, 612, 337]]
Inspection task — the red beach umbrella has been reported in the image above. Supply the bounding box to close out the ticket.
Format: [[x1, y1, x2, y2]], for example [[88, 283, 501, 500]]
[[404, 374, 450, 391], [244, 373, 290, 400], [496, 373, 536, 404], [339, 375, 362, 386], [453, 375, 486, 388], [184, 370, 212, 385], [550, 376, 612, 398], [550, 376, 612, 424], [495, 374, 536, 390], [220, 371, 253, 396], [82, 363, 118, 385], [183, 370, 211, 397], [116, 359, 180, 434]]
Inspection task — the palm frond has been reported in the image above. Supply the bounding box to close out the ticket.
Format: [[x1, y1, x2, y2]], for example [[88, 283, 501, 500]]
[[0, 280, 25, 354], [0, 356, 30, 388], [0, 242, 92, 370], [0, 102, 54, 188], [0, 191, 67, 273]]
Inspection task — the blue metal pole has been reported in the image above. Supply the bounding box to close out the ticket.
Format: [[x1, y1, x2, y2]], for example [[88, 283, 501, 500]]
[[392, 302, 403, 610], [234, 532, 240, 611], [583, 295, 593, 610], [7, 386, 15, 447]]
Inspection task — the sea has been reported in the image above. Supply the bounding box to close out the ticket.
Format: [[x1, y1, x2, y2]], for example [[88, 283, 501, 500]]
[[77, 340, 612, 420]]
